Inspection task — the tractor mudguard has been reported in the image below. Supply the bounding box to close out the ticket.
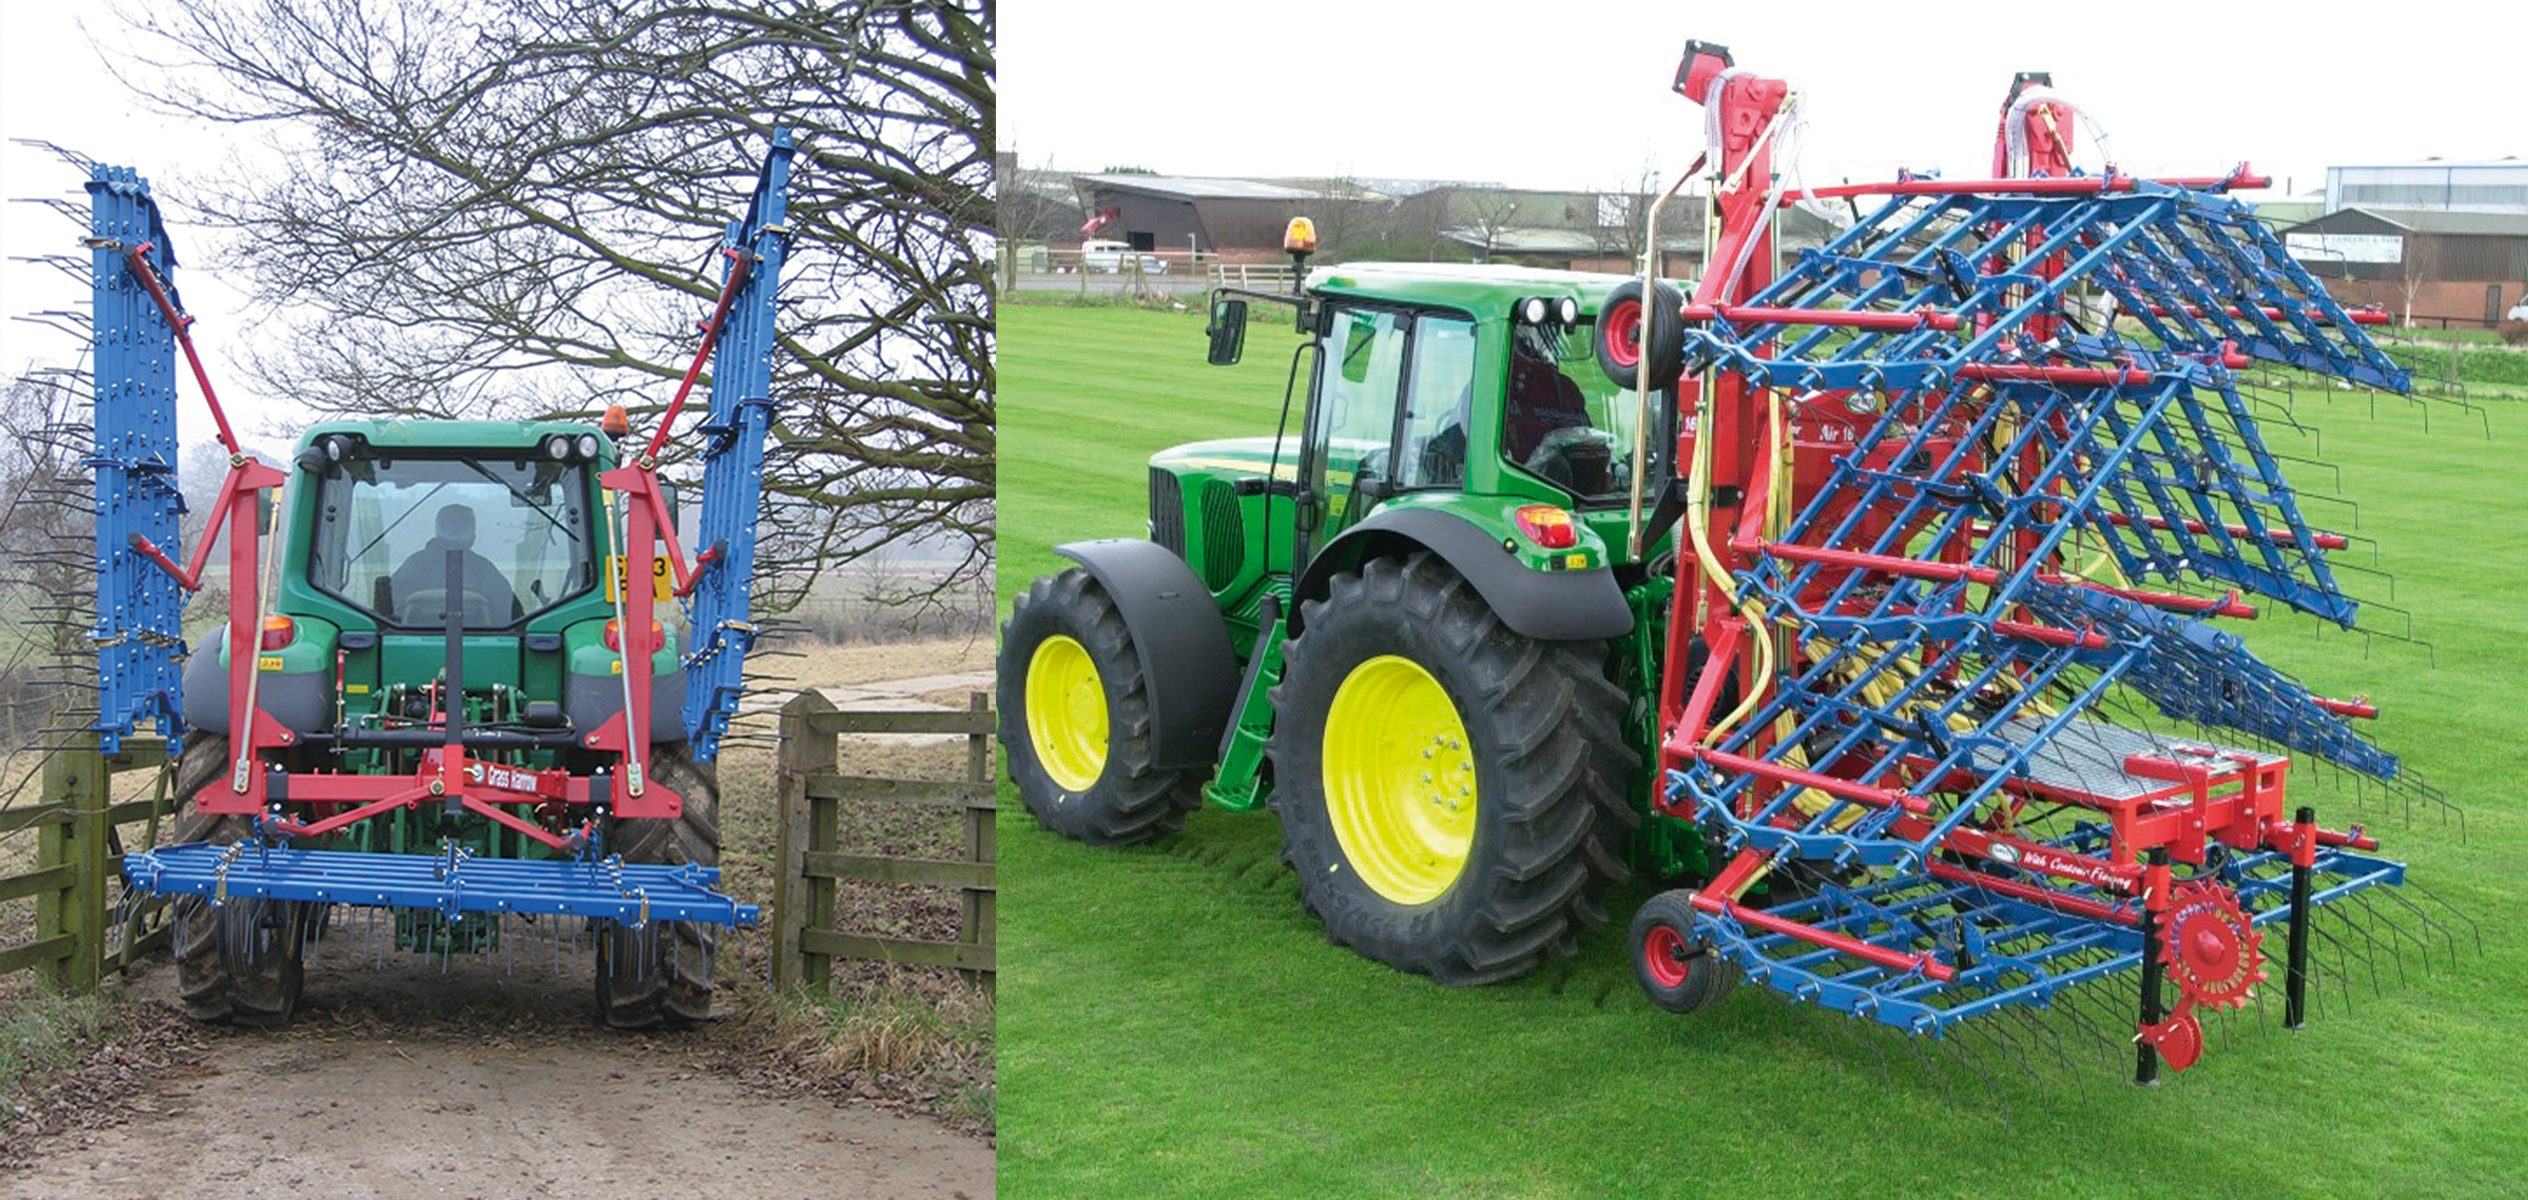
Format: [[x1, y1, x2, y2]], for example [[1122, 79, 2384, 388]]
[[183, 627, 330, 737], [1054, 539, 1240, 770], [1294, 508, 1631, 641]]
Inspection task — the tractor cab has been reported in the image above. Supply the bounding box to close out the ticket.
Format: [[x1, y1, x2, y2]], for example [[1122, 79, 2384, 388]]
[[1191, 262, 1678, 589], [184, 419, 685, 760]]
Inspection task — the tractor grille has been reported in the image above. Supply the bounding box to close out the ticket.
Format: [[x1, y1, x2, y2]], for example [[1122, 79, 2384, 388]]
[[1198, 481, 1245, 591], [1148, 468, 1185, 560]]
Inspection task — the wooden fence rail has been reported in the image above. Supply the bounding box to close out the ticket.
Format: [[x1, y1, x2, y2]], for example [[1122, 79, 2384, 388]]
[[0, 736, 180, 990], [774, 691, 995, 992]]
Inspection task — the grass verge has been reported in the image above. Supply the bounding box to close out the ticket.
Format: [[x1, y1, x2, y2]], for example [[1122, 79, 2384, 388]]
[[998, 302, 2528, 1199]]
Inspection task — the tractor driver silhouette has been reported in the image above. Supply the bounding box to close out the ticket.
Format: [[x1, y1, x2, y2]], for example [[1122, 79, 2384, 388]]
[[389, 504, 520, 626]]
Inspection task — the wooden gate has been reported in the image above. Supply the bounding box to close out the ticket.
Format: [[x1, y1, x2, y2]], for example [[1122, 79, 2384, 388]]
[[773, 690, 994, 991], [0, 736, 179, 990]]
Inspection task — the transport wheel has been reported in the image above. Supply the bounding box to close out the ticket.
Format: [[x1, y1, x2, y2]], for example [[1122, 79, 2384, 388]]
[[169, 733, 310, 1027], [596, 743, 720, 1028], [1269, 552, 1634, 985], [998, 567, 1203, 844], [1631, 889, 1741, 1014], [1596, 279, 1687, 391]]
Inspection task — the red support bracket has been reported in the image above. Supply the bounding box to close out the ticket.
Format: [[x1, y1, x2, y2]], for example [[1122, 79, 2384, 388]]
[[638, 248, 754, 466], [122, 243, 243, 458]]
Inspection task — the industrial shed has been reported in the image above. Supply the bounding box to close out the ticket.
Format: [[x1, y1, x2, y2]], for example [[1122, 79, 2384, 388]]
[[2285, 207, 2528, 329], [1069, 175, 1321, 261]]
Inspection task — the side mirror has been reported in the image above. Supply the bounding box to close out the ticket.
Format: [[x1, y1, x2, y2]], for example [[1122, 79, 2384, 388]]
[[1206, 297, 1248, 366], [659, 479, 681, 543]]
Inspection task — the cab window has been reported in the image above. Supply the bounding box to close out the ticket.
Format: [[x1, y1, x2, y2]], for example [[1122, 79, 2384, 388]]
[[1501, 321, 1641, 502]]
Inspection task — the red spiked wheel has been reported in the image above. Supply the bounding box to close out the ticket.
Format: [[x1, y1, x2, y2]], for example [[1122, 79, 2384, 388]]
[[2160, 881, 2266, 1011]]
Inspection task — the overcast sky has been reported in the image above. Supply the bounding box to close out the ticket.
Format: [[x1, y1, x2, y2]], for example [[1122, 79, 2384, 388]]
[[0, 5, 277, 445], [1004, 0, 2516, 197], [1, 1, 2515, 445]]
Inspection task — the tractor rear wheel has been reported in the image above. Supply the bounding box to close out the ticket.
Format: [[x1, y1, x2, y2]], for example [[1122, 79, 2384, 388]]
[[169, 733, 310, 1027], [1269, 552, 1634, 985], [1630, 888, 1740, 1013], [999, 568, 1203, 844], [596, 744, 720, 1029]]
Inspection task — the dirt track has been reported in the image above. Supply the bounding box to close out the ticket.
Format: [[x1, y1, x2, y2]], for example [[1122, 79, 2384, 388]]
[[2, 652, 997, 1198], [4, 952, 991, 1199]]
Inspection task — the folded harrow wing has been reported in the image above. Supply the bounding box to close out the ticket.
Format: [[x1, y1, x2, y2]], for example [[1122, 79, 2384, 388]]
[[1626, 45, 2467, 1079], [88, 132, 795, 1025]]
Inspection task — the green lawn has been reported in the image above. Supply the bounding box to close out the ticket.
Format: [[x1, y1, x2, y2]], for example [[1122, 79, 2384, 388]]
[[998, 301, 2528, 1199]]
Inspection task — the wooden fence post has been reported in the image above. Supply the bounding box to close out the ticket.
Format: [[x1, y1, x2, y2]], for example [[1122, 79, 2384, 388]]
[[961, 691, 995, 993], [37, 737, 110, 993], [775, 689, 840, 992]]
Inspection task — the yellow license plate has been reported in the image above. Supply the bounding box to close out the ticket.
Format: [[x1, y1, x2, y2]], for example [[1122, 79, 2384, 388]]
[[605, 554, 673, 602]]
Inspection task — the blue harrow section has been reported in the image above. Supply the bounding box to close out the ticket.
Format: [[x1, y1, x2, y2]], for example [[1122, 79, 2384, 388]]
[[123, 843, 759, 928], [1669, 176, 2435, 1055], [1694, 822, 2406, 1039], [84, 166, 190, 756], [680, 128, 796, 760]]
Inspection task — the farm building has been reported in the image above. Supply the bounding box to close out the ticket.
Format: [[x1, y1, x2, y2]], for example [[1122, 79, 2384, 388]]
[[1069, 174, 1323, 261], [2285, 207, 2528, 329]]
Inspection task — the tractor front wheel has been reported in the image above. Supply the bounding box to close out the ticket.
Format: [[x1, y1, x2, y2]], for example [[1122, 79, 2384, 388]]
[[999, 568, 1203, 844], [1270, 552, 1633, 985], [169, 733, 311, 1027], [596, 743, 721, 1028]]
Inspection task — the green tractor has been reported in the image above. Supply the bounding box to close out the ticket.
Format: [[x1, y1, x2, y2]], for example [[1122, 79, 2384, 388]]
[[97, 133, 790, 1028], [169, 419, 714, 1026], [1001, 258, 1697, 985]]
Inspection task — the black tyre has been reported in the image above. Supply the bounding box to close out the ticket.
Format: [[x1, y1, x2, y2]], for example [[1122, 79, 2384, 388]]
[[169, 733, 310, 1027], [1269, 552, 1634, 986], [1630, 888, 1740, 1014], [596, 744, 720, 1028], [998, 568, 1203, 845], [1596, 279, 1687, 391]]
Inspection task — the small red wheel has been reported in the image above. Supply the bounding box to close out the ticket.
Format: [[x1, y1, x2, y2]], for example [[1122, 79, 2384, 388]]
[[1630, 889, 1740, 1014], [1595, 280, 1686, 391]]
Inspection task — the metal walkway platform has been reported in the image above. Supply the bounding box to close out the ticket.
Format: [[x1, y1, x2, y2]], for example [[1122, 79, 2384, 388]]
[[1969, 716, 2287, 802]]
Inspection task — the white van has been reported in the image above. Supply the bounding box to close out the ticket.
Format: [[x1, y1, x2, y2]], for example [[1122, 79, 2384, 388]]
[[1082, 239, 1168, 274]]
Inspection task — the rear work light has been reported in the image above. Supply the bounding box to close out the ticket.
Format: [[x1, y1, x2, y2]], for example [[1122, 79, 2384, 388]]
[[1513, 504, 1579, 550]]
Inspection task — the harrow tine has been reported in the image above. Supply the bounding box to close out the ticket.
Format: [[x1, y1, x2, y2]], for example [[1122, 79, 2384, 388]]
[[2391, 876, 2479, 959], [2308, 912, 2370, 1007]]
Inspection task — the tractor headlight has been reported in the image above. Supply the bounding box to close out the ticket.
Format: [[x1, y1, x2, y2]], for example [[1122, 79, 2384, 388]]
[[545, 434, 572, 460], [577, 433, 601, 460], [323, 435, 347, 462], [1558, 297, 1579, 325], [1520, 296, 1548, 324]]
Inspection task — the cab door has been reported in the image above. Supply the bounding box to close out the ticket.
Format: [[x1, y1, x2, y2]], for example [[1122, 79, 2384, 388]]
[[1292, 305, 1478, 571], [1294, 305, 1411, 569]]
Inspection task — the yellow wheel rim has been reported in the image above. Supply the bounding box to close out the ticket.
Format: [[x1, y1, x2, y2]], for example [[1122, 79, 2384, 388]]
[[1321, 655, 1477, 905], [1025, 635, 1108, 791]]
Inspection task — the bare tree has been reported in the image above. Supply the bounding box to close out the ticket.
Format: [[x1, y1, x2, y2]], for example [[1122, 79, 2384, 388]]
[[1458, 189, 1524, 261], [2396, 236, 2439, 329], [101, 0, 994, 600], [0, 370, 99, 747]]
